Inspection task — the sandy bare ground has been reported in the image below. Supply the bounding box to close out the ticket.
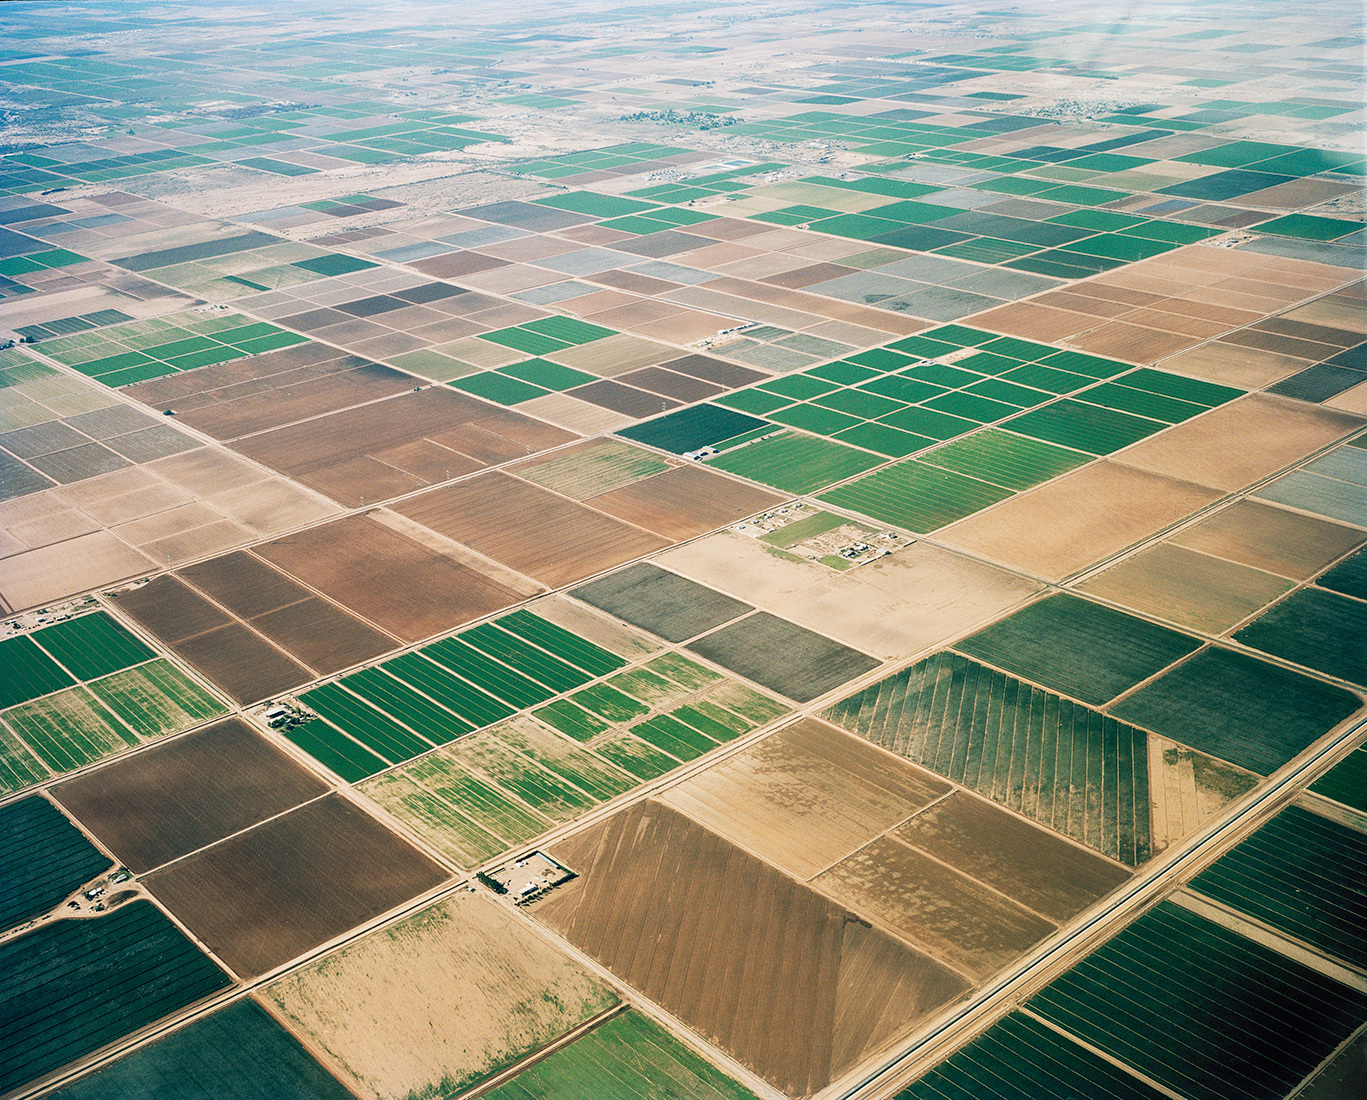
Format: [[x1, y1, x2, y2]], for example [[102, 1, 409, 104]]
[[936, 461, 1222, 583], [266, 892, 616, 1100], [655, 535, 1039, 660]]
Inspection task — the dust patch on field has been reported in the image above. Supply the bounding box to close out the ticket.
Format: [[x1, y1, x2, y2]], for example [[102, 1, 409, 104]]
[[1147, 734, 1259, 854], [265, 892, 617, 1100]]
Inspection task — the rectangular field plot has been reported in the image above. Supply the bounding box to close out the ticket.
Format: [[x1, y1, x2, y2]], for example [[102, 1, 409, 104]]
[[704, 431, 883, 495], [54, 717, 329, 873], [955, 592, 1201, 706], [0, 900, 232, 1095], [0, 796, 111, 932], [85, 659, 227, 739], [24, 611, 155, 682], [3, 687, 140, 773], [1310, 746, 1367, 813], [1026, 902, 1367, 1100], [895, 1011, 1170, 1100], [51, 999, 355, 1100], [1190, 804, 1367, 970], [572, 562, 754, 643], [266, 892, 618, 1100], [534, 800, 970, 1098], [484, 1011, 760, 1100], [1234, 586, 1367, 687], [144, 794, 448, 978], [0, 633, 74, 709], [819, 459, 1012, 533], [1111, 646, 1362, 775]]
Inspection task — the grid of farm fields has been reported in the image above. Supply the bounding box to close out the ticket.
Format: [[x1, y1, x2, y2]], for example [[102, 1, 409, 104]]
[[0, 1, 1363, 1098]]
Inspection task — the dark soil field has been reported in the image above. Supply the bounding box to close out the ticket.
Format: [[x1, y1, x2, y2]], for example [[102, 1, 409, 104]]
[[173, 623, 312, 706], [51, 999, 355, 1100], [255, 514, 525, 643], [535, 799, 969, 1098], [585, 464, 785, 541], [111, 576, 232, 644], [53, 718, 329, 873], [144, 793, 448, 979], [687, 612, 881, 703], [394, 472, 669, 587], [572, 562, 753, 642], [180, 551, 313, 619]]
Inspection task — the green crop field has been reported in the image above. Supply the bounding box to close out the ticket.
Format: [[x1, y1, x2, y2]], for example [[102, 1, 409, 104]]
[[463, 624, 595, 693], [1111, 646, 1361, 774], [1234, 587, 1367, 686], [301, 683, 435, 765], [484, 1010, 760, 1100], [819, 458, 1012, 532], [1310, 746, 1367, 812], [28, 612, 154, 682], [0, 797, 111, 932], [822, 651, 1151, 864], [895, 1011, 1167, 1100], [1027, 902, 1367, 1100], [280, 719, 387, 784], [1003, 399, 1165, 454], [339, 668, 474, 746], [1191, 805, 1367, 969], [423, 638, 555, 710], [955, 593, 1202, 705], [0, 901, 231, 1095], [918, 429, 1091, 490], [497, 611, 627, 677], [85, 660, 226, 739], [52, 1000, 355, 1100], [0, 728, 48, 795], [0, 635, 74, 710], [3, 688, 138, 772], [706, 431, 882, 494], [384, 652, 515, 728]]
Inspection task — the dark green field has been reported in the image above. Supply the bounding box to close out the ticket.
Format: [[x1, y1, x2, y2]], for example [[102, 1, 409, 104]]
[[27, 613, 155, 682], [1234, 587, 1367, 686], [0, 796, 111, 932], [1027, 902, 1367, 1100], [822, 651, 1151, 864], [1317, 547, 1367, 600], [1191, 805, 1367, 969], [1310, 746, 1367, 812], [895, 1011, 1168, 1100], [52, 1000, 352, 1100], [0, 635, 74, 709], [0, 901, 232, 1094], [1111, 646, 1361, 774], [955, 593, 1202, 705]]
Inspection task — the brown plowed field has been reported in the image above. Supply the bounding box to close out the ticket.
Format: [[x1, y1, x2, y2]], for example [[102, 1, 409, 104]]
[[662, 718, 949, 879], [534, 799, 969, 1097], [53, 717, 329, 873], [145, 793, 448, 979], [178, 362, 417, 439], [250, 597, 395, 675], [813, 836, 1055, 981], [394, 472, 669, 588], [173, 622, 312, 705], [231, 388, 575, 508], [254, 514, 526, 643], [585, 464, 785, 541], [892, 792, 1130, 923], [180, 550, 312, 618], [111, 574, 231, 644]]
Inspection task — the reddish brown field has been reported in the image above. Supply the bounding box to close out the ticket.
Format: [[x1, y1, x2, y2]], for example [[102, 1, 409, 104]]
[[394, 472, 670, 587], [585, 464, 785, 541], [254, 513, 526, 642], [231, 388, 576, 507], [535, 799, 969, 1097], [145, 793, 449, 979], [52, 717, 329, 873], [178, 550, 396, 674], [173, 622, 312, 704]]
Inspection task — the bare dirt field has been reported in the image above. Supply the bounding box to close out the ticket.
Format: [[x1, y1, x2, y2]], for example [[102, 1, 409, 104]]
[[937, 461, 1222, 582], [173, 622, 312, 705], [53, 717, 329, 873], [112, 575, 232, 643], [535, 799, 969, 1097], [585, 465, 785, 542], [1078, 542, 1293, 633], [1112, 394, 1364, 492], [813, 835, 1055, 981], [394, 471, 669, 588], [179, 549, 315, 618], [662, 717, 949, 879], [254, 513, 526, 643], [1168, 498, 1365, 579], [264, 891, 617, 1100], [145, 793, 448, 978], [891, 792, 1130, 924], [0, 530, 155, 613], [1158, 342, 1310, 389], [654, 535, 1039, 660], [1146, 734, 1259, 854], [250, 598, 396, 675]]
